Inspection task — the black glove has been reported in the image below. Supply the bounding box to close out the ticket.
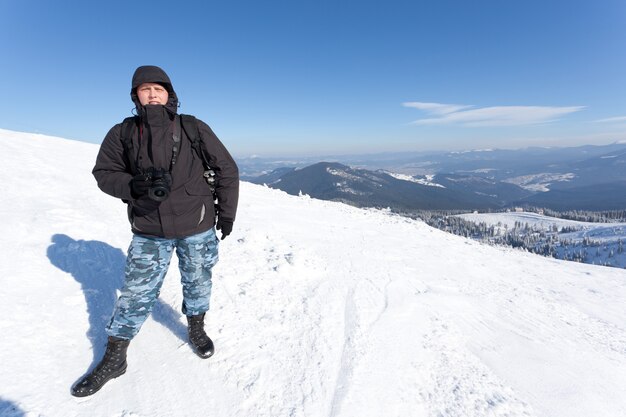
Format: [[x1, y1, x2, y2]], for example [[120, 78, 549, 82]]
[[130, 172, 152, 199], [216, 218, 233, 240]]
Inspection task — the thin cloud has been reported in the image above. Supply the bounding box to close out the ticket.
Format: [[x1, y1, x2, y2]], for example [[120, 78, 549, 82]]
[[402, 102, 474, 115], [404, 101, 585, 127], [594, 116, 626, 123]]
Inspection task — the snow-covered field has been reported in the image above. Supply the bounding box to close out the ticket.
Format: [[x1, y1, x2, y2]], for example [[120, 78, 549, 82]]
[[501, 173, 576, 192], [2, 129, 626, 417], [458, 211, 626, 267], [458, 211, 626, 234], [386, 172, 445, 188]]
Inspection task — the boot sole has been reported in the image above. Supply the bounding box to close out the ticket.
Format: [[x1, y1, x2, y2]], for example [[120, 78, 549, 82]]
[[191, 345, 214, 359], [71, 364, 127, 397], [193, 349, 214, 359]]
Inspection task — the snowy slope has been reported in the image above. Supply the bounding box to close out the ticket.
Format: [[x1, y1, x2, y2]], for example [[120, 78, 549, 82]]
[[458, 211, 626, 232], [2, 128, 626, 417], [458, 211, 626, 267]]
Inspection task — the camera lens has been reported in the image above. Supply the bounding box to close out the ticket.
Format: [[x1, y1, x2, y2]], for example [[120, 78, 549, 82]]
[[142, 168, 171, 202], [148, 180, 170, 202]]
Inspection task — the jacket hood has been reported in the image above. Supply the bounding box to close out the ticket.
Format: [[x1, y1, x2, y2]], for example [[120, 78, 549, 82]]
[[130, 65, 178, 116]]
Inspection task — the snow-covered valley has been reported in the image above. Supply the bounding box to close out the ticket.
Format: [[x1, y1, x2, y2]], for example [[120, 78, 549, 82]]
[[1, 129, 626, 417]]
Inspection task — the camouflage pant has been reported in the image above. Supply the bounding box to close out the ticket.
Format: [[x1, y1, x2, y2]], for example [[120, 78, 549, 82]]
[[106, 228, 219, 340]]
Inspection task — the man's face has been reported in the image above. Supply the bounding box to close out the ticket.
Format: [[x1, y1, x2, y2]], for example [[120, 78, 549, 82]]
[[136, 83, 169, 106]]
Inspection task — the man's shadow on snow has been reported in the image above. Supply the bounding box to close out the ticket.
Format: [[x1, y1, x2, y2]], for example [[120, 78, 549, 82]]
[[47, 234, 187, 369], [0, 398, 25, 417]]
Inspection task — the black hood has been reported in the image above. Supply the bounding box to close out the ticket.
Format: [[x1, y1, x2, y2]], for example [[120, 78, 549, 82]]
[[130, 65, 179, 115]]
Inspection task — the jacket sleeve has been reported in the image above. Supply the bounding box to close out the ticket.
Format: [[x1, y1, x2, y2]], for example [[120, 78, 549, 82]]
[[92, 124, 135, 201], [197, 120, 239, 222]]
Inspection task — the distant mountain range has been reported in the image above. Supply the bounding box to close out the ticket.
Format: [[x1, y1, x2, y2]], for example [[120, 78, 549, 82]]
[[240, 143, 626, 211]]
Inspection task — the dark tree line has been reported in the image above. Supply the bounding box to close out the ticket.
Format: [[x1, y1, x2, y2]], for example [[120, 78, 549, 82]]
[[522, 207, 626, 223]]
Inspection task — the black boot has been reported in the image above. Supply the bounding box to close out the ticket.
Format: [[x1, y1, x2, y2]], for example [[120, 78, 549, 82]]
[[71, 336, 130, 397], [187, 313, 214, 359]]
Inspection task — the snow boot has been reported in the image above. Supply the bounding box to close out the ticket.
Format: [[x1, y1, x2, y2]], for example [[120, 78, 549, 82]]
[[187, 313, 214, 358], [71, 336, 130, 397]]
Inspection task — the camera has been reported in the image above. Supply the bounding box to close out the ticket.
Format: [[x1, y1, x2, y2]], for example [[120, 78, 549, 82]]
[[142, 167, 171, 202], [203, 169, 217, 192]]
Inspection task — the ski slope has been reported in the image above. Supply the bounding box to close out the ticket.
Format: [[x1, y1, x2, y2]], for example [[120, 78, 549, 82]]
[[2, 129, 626, 417]]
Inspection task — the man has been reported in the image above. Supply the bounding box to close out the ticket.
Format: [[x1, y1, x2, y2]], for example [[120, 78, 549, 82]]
[[71, 65, 239, 397]]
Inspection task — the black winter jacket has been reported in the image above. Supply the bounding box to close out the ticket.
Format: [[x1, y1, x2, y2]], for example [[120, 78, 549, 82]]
[[92, 66, 239, 239]]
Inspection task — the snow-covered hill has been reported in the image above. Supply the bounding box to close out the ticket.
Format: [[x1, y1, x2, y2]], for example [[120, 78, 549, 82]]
[[458, 211, 626, 268], [458, 211, 626, 233], [2, 128, 626, 417]]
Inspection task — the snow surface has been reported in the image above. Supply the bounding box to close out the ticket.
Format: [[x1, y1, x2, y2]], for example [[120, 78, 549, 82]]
[[2, 129, 626, 417], [386, 172, 445, 188], [458, 211, 626, 243], [458, 211, 626, 268], [501, 173, 576, 192], [457, 211, 625, 232]]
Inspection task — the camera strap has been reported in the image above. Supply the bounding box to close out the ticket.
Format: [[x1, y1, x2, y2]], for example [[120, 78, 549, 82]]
[[170, 115, 181, 170], [120, 116, 182, 174], [120, 117, 139, 175], [179, 114, 219, 210]]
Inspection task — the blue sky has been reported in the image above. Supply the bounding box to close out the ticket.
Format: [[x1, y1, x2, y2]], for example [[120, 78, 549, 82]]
[[1, 0, 625, 156]]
